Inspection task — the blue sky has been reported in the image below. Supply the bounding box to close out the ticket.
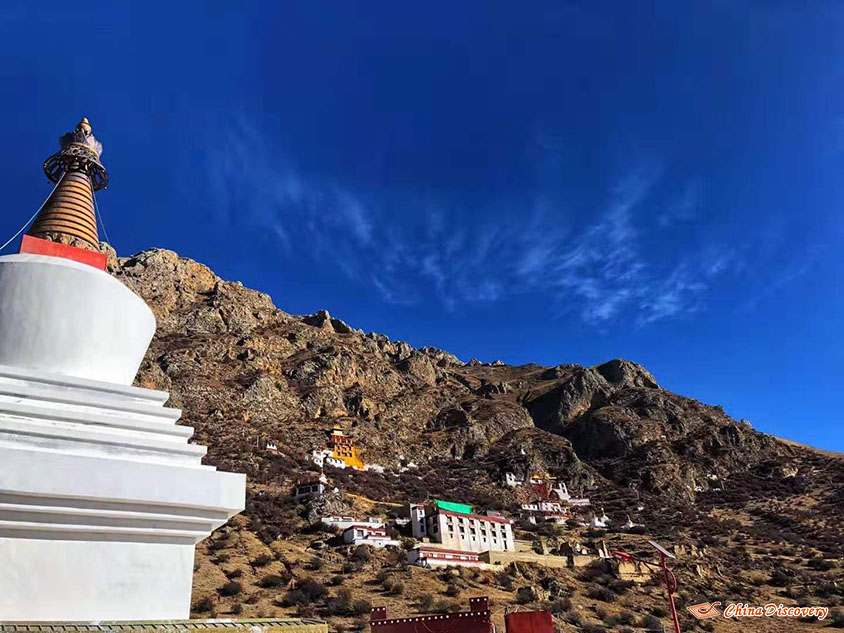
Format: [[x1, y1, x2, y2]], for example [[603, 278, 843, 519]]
[[1, 1, 842, 450]]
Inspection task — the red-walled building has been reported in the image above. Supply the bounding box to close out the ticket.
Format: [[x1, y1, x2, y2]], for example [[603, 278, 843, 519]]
[[371, 597, 492, 633], [504, 611, 554, 633], [371, 600, 555, 633]]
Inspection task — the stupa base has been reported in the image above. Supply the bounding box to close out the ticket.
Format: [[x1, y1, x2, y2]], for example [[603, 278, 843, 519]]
[[0, 539, 197, 621], [0, 361, 244, 621]]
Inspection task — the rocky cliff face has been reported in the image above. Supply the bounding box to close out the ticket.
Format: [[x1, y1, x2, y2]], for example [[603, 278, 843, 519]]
[[115, 249, 792, 502]]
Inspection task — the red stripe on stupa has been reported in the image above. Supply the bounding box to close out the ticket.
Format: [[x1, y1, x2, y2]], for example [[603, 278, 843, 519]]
[[20, 234, 107, 270]]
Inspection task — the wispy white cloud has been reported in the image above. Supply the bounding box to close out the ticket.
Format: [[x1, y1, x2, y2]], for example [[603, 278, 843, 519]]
[[740, 254, 818, 311], [204, 115, 742, 326]]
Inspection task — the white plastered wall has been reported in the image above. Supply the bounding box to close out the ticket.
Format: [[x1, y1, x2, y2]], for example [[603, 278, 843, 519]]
[[0, 253, 245, 621]]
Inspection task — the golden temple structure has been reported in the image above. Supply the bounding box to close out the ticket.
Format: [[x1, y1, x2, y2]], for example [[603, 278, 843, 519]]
[[329, 423, 364, 470]]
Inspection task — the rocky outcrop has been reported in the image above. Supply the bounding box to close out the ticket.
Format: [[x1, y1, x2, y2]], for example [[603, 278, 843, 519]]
[[484, 428, 587, 487], [427, 399, 534, 460], [302, 310, 359, 335], [523, 366, 613, 433], [594, 359, 658, 389], [304, 490, 351, 524]]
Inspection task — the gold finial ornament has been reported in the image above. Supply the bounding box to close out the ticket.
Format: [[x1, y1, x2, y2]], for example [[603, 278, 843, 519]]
[[26, 118, 109, 252]]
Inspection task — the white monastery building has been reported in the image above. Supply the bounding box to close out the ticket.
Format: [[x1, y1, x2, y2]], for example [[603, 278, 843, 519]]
[[342, 524, 400, 548], [294, 473, 329, 501], [521, 500, 569, 525], [410, 500, 515, 553], [407, 545, 486, 569], [322, 515, 383, 531]]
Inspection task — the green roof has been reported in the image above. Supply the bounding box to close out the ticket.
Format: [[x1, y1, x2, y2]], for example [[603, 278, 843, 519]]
[[436, 499, 473, 514]]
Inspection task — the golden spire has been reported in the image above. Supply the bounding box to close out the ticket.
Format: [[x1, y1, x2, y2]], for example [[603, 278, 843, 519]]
[[27, 118, 109, 252]]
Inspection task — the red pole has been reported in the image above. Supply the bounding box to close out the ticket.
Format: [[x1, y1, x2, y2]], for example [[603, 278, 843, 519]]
[[611, 548, 682, 633], [659, 553, 682, 633]]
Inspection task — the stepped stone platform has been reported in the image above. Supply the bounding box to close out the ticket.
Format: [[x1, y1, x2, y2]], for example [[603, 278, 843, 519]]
[[0, 621, 328, 633]]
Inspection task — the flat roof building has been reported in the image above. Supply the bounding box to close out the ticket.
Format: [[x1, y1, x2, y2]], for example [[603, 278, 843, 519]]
[[407, 545, 487, 569], [342, 524, 400, 548], [410, 500, 514, 553]]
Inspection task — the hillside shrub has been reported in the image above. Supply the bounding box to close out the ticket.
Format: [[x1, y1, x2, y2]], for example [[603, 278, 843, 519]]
[[808, 557, 834, 571], [609, 579, 634, 594], [768, 569, 792, 587], [218, 581, 242, 597], [353, 598, 372, 615], [432, 599, 451, 613], [617, 610, 635, 625], [827, 608, 844, 628], [586, 586, 617, 602], [351, 544, 372, 562], [299, 576, 328, 601], [549, 597, 571, 613], [283, 576, 327, 606], [326, 588, 353, 616], [444, 583, 461, 597], [516, 587, 536, 604], [258, 574, 286, 588], [496, 572, 514, 591], [251, 553, 274, 567]]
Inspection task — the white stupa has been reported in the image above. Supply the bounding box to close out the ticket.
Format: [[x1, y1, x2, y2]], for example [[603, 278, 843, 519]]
[[0, 119, 245, 621]]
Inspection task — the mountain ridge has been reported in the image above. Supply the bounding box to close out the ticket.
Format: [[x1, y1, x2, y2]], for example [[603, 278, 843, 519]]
[[107, 247, 843, 630], [112, 247, 794, 500]]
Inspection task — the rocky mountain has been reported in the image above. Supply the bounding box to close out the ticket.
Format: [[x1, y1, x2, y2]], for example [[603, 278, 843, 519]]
[[111, 248, 843, 631], [116, 249, 787, 497]]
